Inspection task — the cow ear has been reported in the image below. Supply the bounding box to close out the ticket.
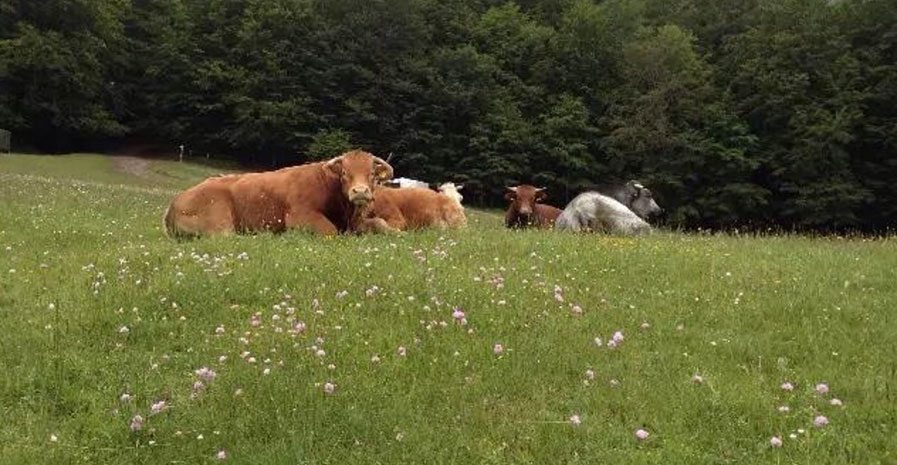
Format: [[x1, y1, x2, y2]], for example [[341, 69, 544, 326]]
[[372, 156, 394, 181], [324, 157, 343, 176], [535, 188, 547, 201], [504, 192, 516, 201]]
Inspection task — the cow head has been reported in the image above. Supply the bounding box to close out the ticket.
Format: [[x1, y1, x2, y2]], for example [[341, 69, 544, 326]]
[[506, 185, 546, 219], [622, 180, 662, 219], [325, 150, 394, 206], [438, 182, 464, 204]]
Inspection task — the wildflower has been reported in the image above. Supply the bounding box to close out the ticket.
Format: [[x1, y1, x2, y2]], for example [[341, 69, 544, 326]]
[[778, 405, 791, 413], [635, 429, 650, 440], [830, 398, 843, 407], [120, 393, 132, 403], [493, 343, 504, 355], [781, 382, 794, 391], [607, 339, 617, 349], [49, 434, 58, 443], [584, 369, 595, 380], [118, 325, 130, 334], [263, 368, 271, 375], [609, 379, 620, 387], [570, 304, 583, 315], [770, 436, 783, 447], [130, 415, 144, 431], [193, 381, 204, 391], [397, 346, 407, 357], [150, 400, 167, 414], [315, 349, 326, 357], [814, 383, 829, 395], [611, 331, 624, 343], [569, 414, 581, 426], [813, 415, 829, 427], [195, 367, 217, 381], [216, 449, 227, 460], [640, 322, 650, 329], [371, 354, 381, 363], [452, 308, 465, 321], [593, 337, 602, 346], [691, 374, 704, 384], [323, 382, 336, 394]]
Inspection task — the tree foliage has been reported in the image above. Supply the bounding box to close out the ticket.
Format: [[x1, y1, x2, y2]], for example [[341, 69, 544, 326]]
[[1, 0, 895, 230]]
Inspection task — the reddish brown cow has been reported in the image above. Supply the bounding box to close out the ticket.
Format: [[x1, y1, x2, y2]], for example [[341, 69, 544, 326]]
[[504, 185, 562, 229], [372, 186, 467, 230], [163, 150, 396, 238]]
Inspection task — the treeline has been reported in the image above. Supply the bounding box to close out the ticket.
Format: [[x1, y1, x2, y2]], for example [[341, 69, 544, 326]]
[[1, 0, 895, 230]]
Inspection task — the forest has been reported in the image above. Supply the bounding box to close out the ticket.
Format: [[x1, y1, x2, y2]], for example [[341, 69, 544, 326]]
[[1, 0, 895, 230]]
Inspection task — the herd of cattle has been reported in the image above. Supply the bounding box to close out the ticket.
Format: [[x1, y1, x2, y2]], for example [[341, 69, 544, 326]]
[[163, 150, 662, 238]]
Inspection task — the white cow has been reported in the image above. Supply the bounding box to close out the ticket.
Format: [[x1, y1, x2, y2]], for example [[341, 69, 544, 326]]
[[555, 192, 651, 235], [388, 177, 431, 189]]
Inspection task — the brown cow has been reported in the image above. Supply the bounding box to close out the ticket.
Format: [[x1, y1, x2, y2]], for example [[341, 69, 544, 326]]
[[372, 186, 467, 230], [163, 150, 396, 238], [504, 185, 562, 229]]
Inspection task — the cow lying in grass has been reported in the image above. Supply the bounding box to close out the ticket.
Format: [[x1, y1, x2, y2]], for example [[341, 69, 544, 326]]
[[555, 182, 661, 235], [163, 150, 396, 238], [372, 186, 466, 230], [504, 185, 562, 229]]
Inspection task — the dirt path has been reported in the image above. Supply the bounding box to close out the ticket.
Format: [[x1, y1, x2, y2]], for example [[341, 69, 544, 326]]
[[112, 155, 152, 179]]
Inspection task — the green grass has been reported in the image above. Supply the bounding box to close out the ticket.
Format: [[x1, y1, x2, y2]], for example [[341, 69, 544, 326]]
[[1, 153, 895, 464]]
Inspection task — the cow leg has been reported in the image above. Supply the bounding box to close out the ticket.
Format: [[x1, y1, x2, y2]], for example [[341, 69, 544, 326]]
[[357, 217, 401, 235], [285, 210, 339, 236], [372, 200, 407, 230], [168, 199, 236, 237]]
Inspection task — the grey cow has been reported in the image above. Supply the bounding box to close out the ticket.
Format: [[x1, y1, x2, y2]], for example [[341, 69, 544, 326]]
[[607, 181, 662, 220], [555, 181, 662, 235]]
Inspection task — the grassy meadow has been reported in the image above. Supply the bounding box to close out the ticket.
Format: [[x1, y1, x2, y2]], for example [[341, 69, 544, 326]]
[[1, 153, 895, 464]]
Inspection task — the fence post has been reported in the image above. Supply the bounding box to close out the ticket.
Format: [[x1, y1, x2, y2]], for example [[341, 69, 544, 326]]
[[0, 129, 10, 153]]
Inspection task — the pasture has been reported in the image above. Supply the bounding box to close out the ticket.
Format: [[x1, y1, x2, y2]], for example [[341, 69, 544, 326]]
[[1, 154, 895, 464]]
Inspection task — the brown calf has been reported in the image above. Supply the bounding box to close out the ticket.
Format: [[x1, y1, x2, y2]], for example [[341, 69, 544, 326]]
[[504, 185, 562, 229], [372, 186, 467, 230]]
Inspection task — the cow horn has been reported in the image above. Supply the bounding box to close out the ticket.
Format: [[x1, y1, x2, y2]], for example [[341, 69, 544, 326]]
[[506, 186, 518, 193], [535, 187, 546, 192], [372, 156, 394, 180], [385, 152, 394, 163]]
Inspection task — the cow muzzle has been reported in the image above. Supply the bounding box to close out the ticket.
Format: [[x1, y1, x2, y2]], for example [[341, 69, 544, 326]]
[[348, 185, 374, 205]]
